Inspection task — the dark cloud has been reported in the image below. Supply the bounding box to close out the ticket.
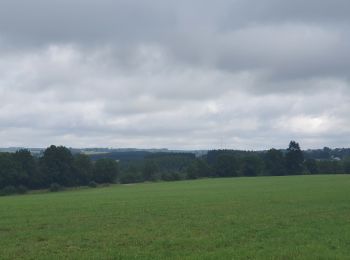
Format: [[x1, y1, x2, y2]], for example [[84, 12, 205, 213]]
[[0, 0, 349, 149]]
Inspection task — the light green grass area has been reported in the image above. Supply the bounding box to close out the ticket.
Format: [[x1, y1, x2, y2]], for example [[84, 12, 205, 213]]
[[1, 175, 350, 259]]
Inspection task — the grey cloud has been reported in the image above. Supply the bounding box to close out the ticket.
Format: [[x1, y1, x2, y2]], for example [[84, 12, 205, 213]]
[[0, 0, 175, 47], [0, 0, 350, 149], [222, 0, 350, 28]]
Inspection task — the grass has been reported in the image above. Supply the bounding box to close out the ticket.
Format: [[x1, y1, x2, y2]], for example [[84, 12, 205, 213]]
[[1, 175, 350, 259]]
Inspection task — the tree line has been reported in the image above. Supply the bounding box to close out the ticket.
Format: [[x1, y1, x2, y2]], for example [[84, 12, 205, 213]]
[[0, 145, 118, 195], [1, 141, 350, 195]]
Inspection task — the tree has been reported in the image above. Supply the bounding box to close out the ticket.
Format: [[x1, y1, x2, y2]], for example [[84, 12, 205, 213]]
[[142, 160, 159, 181], [73, 154, 93, 185], [187, 159, 212, 179], [187, 162, 199, 179], [285, 141, 304, 175], [39, 145, 75, 186], [241, 155, 263, 177], [322, 147, 332, 160], [264, 149, 286, 176], [93, 158, 119, 183], [214, 154, 238, 177], [196, 159, 213, 178], [304, 159, 319, 174], [0, 153, 26, 188], [13, 149, 39, 188], [343, 157, 350, 174]]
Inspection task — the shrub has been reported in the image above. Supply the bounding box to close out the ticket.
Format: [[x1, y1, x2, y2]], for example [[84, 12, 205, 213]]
[[88, 181, 98, 188], [119, 171, 143, 184], [17, 185, 28, 194], [161, 171, 173, 181], [0, 185, 17, 196], [49, 183, 63, 192], [161, 171, 184, 181]]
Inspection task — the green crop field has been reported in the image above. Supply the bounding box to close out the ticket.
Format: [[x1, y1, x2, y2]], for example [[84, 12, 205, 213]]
[[1, 175, 350, 259]]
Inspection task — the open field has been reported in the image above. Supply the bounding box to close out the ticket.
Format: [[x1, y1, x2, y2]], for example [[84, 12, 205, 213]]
[[1, 175, 350, 259]]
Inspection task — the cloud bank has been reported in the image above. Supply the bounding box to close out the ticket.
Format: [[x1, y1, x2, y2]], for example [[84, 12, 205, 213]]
[[0, 0, 349, 149]]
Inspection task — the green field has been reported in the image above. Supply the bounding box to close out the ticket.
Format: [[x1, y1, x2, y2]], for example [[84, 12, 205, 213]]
[[1, 175, 350, 259]]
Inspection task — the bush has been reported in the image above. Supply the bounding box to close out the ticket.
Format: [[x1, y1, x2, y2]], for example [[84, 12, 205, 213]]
[[161, 171, 173, 181], [93, 158, 119, 183], [119, 171, 143, 184], [161, 171, 184, 181], [17, 185, 28, 194], [0, 185, 17, 196], [49, 183, 63, 192], [88, 181, 98, 188]]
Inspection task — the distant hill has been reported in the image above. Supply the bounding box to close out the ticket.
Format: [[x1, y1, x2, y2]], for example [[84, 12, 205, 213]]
[[1, 146, 350, 161]]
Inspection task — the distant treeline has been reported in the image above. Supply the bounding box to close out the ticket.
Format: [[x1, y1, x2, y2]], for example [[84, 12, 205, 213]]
[[0, 145, 119, 195], [1, 141, 350, 195], [303, 147, 350, 160]]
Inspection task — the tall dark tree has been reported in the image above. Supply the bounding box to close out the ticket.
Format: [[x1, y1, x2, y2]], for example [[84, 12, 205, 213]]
[[187, 161, 199, 179], [241, 155, 263, 177], [0, 153, 26, 188], [322, 147, 332, 160], [196, 159, 213, 178], [186, 159, 212, 179], [264, 149, 286, 176], [343, 157, 350, 174], [214, 154, 238, 177], [93, 158, 119, 183], [142, 160, 159, 181], [304, 159, 319, 175], [13, 149, 41, 188], [73, 154, 93, 185], [40, 145, 75, 186], [285, 141, 304, 175]]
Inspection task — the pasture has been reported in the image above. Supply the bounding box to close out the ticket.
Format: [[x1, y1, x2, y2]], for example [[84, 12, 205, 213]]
[[1, 175, 350, 259]]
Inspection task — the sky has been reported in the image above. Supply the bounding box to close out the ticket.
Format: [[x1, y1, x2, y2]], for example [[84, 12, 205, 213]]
[[0, 0, 349, 150]]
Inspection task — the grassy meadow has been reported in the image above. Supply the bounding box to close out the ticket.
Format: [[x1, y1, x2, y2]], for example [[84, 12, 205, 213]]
[[1, 175, 350, 259]]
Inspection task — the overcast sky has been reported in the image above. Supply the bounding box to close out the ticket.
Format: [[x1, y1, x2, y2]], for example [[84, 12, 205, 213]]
[[0, 0, 349, 150]]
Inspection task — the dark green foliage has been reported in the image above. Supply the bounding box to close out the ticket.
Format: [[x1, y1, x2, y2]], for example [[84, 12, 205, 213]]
[[90, 151, 149, 161], [73, 154, 93, 185], [0, 185, 17, 196], [303, 147, 350, 160], [119, 163, 143, 184], [146, 152, 195, 160], [343, 157, 350, 174], [206, 150, 257, 165], [214, 154, 238, 177], [142, 160, 159, 181], [40, 146, 75, 186], [93, 158, 119, 183], [2, 141, 350, 194], [88, 181, 98, 188], [0, 153, 26, 188], [316, 160, 333, 174], [264, 149, 286, 176], [285, 141, 304, 175], [119, 171, 143, 184], [187, 158, 211, 179], [17, 185, 28, 194], [160, 171, 184, 181], [0, 184, 27, 196], [49, 183, 63, 192], [147, 153, 195, 174], [241, 155, 263, 177], [13, 149, 38, 188], [187, 162, 199, 179], [305, 159, 319, 174], [317, 160, 343, 174]]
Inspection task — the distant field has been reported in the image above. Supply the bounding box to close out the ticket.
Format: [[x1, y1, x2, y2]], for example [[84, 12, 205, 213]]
[[1, 175, 350, 259]]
